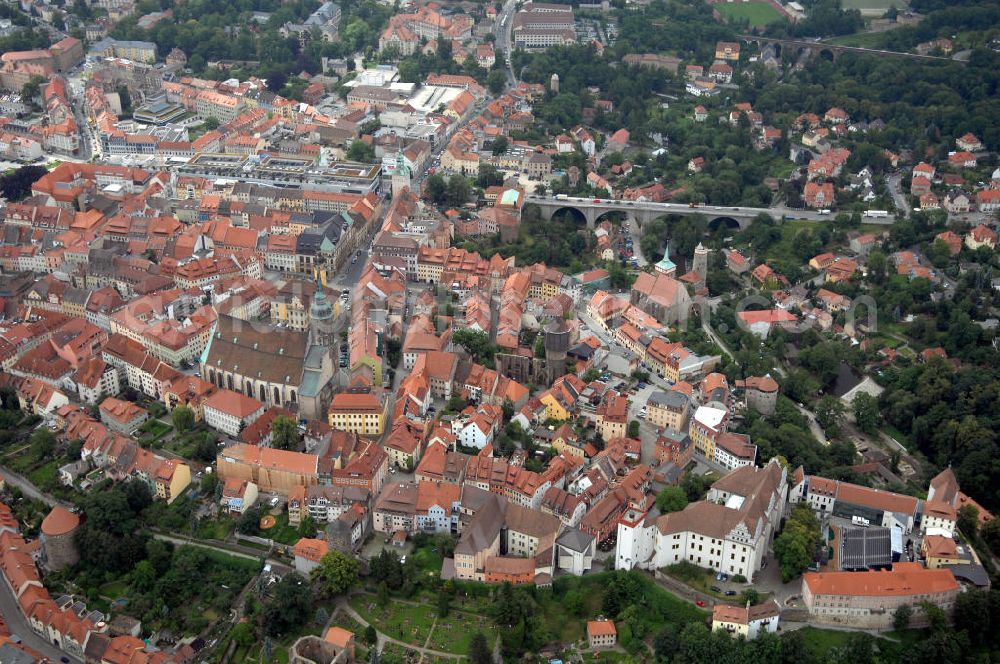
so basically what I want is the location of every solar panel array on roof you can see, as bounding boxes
[839,525,896,570]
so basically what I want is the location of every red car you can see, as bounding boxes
[593,198,602,203]
[695,600,706,607]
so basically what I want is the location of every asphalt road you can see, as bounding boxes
[527,194,879,225]
[495,0,518,85]
[0,464,70,509]
[625,216,649,267]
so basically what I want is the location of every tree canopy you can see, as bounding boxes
[271,415,300,451]
[311,550,360,599]
[773,503,820,582]
[656,485,689,514]
[0,166,47,202]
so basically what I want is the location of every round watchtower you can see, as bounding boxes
[40,505,80,571]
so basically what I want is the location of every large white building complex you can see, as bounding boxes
[615,459,787,579]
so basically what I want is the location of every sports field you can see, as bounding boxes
[715,1,785,26]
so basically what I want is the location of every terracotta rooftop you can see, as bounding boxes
[204,389,264,418]
[40,505,80,537]
[587,620,617,637]
[804,563,958,597]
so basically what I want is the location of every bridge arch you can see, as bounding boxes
[594,208,628,226]
[550,205,589,226]
[708,216,742,232]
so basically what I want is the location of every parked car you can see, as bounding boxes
[710,585,722,593]
[695,600,706,607]
[725,590,738,596]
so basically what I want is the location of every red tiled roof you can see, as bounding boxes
[804,563,958,597]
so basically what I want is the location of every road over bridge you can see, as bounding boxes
[740,35,962,64]
[524,195,853,229]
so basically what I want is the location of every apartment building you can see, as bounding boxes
[645,390,690,432]
[712,601,780,640]
[689,405,728,458]
[195,90,243,123]
[328,392,387,436]
[286,484,370,526]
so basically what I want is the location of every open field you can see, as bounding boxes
[797,626,916,659]
[841,0,907,14]
[826,31,894,48]
[715,1,784,26]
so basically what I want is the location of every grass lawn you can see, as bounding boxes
[235,537,271,551]
[28,459,60,488]
[350,595,436,647]
[871,334,902,349]
[840,0,905,12]
[797,627,857,655]
[262,511,302,546]
[231,644,249,664]
[541,594,589,644]
[582,652,631,664]
[197,516,235,540]
[769,159,797,180]
[757,220,818,264]
[138,419,172,446]
[166,427,217,459]
[425,609,499,655]
[196,546,264,573]
[275,620,323,648]
[661,563,764,602]
[880,423,911,447]
[826,31,893,48]
[797,626,905,659]
[550,572,707,646]
[411,544,444,575]
[329,610,367,635]
[99,580,129,599]
[4,449,36,472]
[715,1,784,26]
[879,321,909,338]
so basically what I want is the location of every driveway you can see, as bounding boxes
[792,403,829,446]
[752,554,801,606]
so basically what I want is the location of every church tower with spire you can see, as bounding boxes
[309,288,336,350]
[654,243,677,277]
